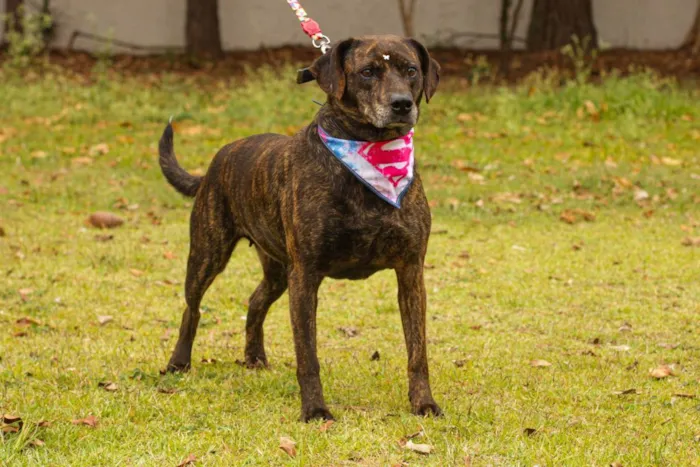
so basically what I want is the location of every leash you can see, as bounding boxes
[286,0,331,84]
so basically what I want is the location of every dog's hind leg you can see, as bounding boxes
[167,200,237,372]
[244,247,288,368]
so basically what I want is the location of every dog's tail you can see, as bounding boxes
[158,122,202,197]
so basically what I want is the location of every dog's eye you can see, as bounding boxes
[407,67,418,78]
[360,68,374,78]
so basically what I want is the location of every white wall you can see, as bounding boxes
[1,0,696,52]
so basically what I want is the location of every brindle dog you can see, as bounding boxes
[158,35,441,421]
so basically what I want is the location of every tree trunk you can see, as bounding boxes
[681,0,700,53]
[4,0,24,36]
[397,0,417,38]
[186,0,223,59]
[526,0,598,51]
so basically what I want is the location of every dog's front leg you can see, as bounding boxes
[288,268,333,421]
[396,263,442,416]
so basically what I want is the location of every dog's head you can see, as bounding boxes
[310,35,440,131]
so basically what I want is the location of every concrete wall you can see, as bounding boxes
[0,0,696,52]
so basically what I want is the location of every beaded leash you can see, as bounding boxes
[286,0,332,83]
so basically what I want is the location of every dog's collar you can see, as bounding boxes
[318,126,415,208]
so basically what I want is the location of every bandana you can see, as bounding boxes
[318,126,414,208]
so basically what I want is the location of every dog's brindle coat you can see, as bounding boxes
[159,35,441,421]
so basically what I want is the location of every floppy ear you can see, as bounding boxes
[407,39,440,103]
[309,38,355,101]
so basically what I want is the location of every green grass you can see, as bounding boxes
[1,65,699,466]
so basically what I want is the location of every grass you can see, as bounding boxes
[0,64,699,466]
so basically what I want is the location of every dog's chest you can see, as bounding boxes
[314,185,429,279]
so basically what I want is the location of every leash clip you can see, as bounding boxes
[312,34,332,54]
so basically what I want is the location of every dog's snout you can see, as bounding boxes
[390,94,413,116]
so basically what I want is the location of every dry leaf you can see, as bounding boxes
[610,462,623,467]
[612,388,640,395]
[71,415,98,427]
[530,359,552,368]
[94,234,114,242]
[129,269,145,277]
[71,156,94,165]
[650,365,674,379]
[633,189,650,202]
[609,345,630,352]
[163,251,176,260]
[3,414,22,424]
[660,157,681,166]
[177,454,197,467]
[88,212,124,229]
[97,315,113,325]
[338,326,358,337]
[681,237,700,247]
[673,393,695,399]
[279,436,297,457]
[29,439,45,447]
[89,143,109,156]
[18,288,33,301]
[403,439,433,455]
[157,387,178,394]
[319,420,335,432]
[16,317,40,326]
[98,381,118,392]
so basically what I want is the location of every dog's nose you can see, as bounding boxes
[390,94,413,116]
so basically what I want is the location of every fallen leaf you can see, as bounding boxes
[201,358,217,364]
[612,388,640,395]
[89,143,109,156]
[97,315,113,325]
[177,454,197,467]
[94,234,114,242]
[98,381,118,392]
[16,317,40,326]
[610,345,631,352]
[29,439,45,447]
[681,237,700,247]
[673,393,695,399]
[163,251,176,260]
[560,210,577,224]
[157,387,178,394]
[650,365,674,379]
[71,415,98,427]
[31,150,48,159]
[130,268,145,277]
[88,212,124,229]
[2,425,19,433]
[633,189,650,202]
[279,436,297,457]
[610,462,623,467]
[18,288,33,301]
[3,414,22,424]
[319,420,334,432]
[618,322,632,332]
[660,157,681,166]
[402,439,433,455]
[71,156,94,165]
[370,350,380,361]
[338,326,358,338]
[530,359,552,368]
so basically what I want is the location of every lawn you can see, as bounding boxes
[0,64,699,466]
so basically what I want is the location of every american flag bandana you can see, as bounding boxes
[318,126,415,208]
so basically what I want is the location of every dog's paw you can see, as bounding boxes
[301,406,335,422]
[412,401,443,417]
[236,356,269,370]
[166,361,191,373]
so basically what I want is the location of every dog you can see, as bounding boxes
[158,34,441,421]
